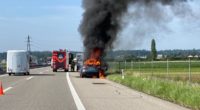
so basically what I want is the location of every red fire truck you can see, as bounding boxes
[52,49,73,72]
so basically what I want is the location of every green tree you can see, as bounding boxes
[151,39,157,60]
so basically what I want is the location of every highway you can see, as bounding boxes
[0,67,76,110]
[0,67,190,110]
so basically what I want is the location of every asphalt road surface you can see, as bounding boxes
[0,67,76,110]
[0,67,190,110]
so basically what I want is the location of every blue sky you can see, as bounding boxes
[0,0,83,52]
[0,0,200,52]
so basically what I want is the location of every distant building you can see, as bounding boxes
[188,55,193,58]
[138,56,147,59]
[188,55,200,59]
[157,54,163,60]
[194,55,199,58]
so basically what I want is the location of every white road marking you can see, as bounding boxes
[0,74,8,78]
[4,87,13,93]
[39,72,43,74]
[26,76,34,80]
[66,72,86,110]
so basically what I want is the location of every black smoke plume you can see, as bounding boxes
[79,0,188,60]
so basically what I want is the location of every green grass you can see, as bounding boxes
[108,74,200,110]
[108,61,200,83]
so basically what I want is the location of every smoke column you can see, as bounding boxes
[79,0,189,60]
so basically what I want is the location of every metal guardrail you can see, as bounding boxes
[108,61,200,83]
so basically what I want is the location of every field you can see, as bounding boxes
[108,61,200,83]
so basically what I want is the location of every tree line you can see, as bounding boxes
[105,49,200,61]
[0,48,200,62]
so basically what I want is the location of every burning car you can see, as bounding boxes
[80,48,106,79]
[80,65,100,78]
[80,59,101,78]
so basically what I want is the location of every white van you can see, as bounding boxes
[7,50,30,76]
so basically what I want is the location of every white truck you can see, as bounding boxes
[7,50,30,76]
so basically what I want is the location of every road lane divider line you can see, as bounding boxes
[26,76,34,81]
[4,87,13,93]
[66,72,86,110]
[0,74,8,78]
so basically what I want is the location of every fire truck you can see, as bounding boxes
[51,49,74,72]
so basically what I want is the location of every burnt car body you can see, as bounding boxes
[80,65,99,78]
[79,64,108,78]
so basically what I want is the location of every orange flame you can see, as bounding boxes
[84,48,101,66]
[84,58,101,66]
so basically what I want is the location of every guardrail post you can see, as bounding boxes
[121,69,124,79]
[167,59,169,79]
[131,61,133,70]
[125,60,126,70]
[151,60,154,77]
[189,58,191,83]
[139,60,141,76]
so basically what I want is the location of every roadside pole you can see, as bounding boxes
[167,59,169,79]
[121,69,124,79]
[139,60,141,76]
[114,62,116,71]
[189,58,191,83]
[131,61,133,70]
[151,60,154,77]
[188,55,193,83]
[125,60,127,70]
[118,62,120,72]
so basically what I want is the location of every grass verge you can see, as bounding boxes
[107,74,200,110]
